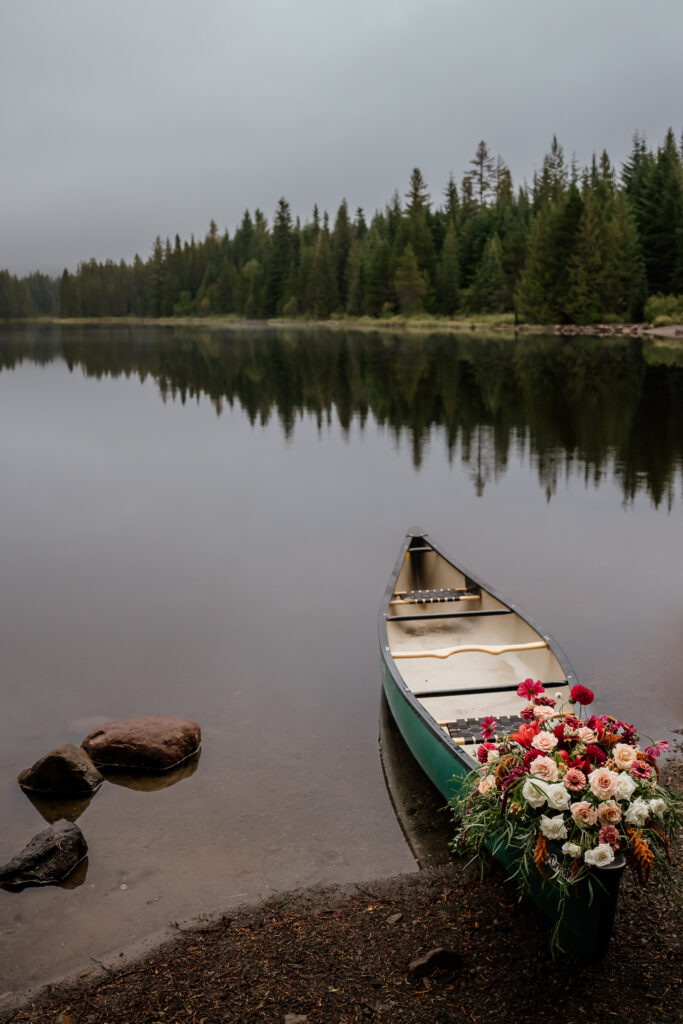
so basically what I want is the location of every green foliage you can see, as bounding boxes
[4,128,683,326]
[644,292,683,323]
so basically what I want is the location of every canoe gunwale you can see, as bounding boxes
[378,528,579,791]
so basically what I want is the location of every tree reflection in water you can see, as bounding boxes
[1,324,681,507]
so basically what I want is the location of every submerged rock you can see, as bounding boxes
[18,743,103,795]
[0,820,88,890]
[82,715,201,772]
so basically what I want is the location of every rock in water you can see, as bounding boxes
[18,743,104,795]
[81,715,201,772]
[0,820,88,890]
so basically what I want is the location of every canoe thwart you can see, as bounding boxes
[392,640,548,660]
[389,586,481,606]
[386,609,513,622]
[440,714,522,745]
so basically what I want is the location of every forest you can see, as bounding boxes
[1,131,682,326]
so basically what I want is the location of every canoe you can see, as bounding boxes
[378,529,625,958]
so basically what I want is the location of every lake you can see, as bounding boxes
[1,323,682,996]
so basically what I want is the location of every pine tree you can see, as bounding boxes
[464,141,495,205]
[332,199,352,309]
[394,244,427,315]
[468,234,507,312]
[266,197,295,315]
[437,220,460,315]
[305,230,338,317]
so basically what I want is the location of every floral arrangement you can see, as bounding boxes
[450,680,680,943]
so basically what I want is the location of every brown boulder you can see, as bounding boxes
[82,715,201,772]
[18,743,103,795]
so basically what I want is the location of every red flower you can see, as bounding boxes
[481,716,497,741]
[517,678,545,700]
[477,742,497,764]
[553,723,568,743]
[534,695,556,708]
[585,744,607,766]
[509,721,541,747]
[570,684,595,706]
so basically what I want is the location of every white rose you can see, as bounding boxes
[649,798,666,819]
[615,771,637,801]
[624,797,650,827]
[545,782,571,810]
[562,841,582,859]
[540,814,568,840]
[584,844,616,867]
[522,779,548,808]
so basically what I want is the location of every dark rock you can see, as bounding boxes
[82,715,201,772]
[0,820,88,890]
[18,743,103,795]
[407,947,463,981]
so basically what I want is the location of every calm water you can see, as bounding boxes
[1,324,682,996]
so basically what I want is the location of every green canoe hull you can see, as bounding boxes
[380,653,625,960]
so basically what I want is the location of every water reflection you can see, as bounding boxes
[2,323,679,507]
[101,752,200,791]
[378,694,453,870]
[1,323,681,507]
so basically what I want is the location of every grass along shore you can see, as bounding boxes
[3,313,683,340]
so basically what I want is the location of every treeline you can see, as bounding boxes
[2,130,683,325]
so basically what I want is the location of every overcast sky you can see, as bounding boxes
[2,0,682,276]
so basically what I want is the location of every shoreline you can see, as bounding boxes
[2,315,683,340]
[3,850,680,1024]
[4,762,681,1024]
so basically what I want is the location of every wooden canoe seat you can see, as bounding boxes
[392,640,548,660]
[389,586,481,606]
[440,715,522,745]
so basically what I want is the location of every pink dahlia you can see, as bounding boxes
[599,825,620,850]
[630,760,653,780]
[563,767,587,791]
[517,678,545,700]
[481,716,497,741]
[570,684,595,706]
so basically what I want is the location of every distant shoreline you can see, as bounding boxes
[2,314,682,340]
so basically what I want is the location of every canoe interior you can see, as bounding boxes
[383,536,572,763]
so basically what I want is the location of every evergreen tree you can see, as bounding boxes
[305,230,338,317]
[266,197,295,315]
[437,219,460,315]
[468,233,507,312]
[59,268,82,317]
[394,244,427,315]
[332,199,352,309]
[464,141,495,205]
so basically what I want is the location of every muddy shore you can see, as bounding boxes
[4,765,680,1024]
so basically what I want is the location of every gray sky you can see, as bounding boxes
[1,0,682,276]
